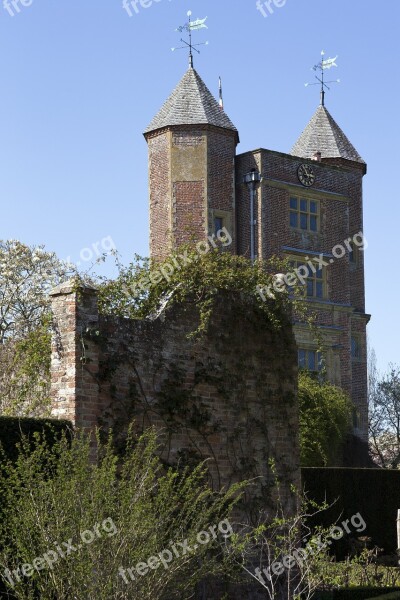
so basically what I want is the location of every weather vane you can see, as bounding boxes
[305,50,340,106]
[171,10,209,68]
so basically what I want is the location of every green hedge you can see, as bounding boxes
[302,468,400,556]
[0,415,72,462]
[367,593,400,600]
[313,588,400,600]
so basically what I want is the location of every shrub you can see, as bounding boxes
[0,425,246,600]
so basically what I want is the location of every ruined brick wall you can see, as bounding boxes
[50,282,100,428]
[50,283,300,509]
[236,149,369,442]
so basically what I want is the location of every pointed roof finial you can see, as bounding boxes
[171,11,209,69]
[305,50,340,106]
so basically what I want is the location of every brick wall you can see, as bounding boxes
[173,180,205,245]
[50,283,300,506]
[50,281,100,429]
[236,149,369,442]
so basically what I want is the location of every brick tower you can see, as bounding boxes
[144,67,239,259]
[236,101,369,444]
[143,62,369,448]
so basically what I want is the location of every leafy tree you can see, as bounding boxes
[0,240,70,343]
[0,426,246,600]
[369,358,400,469]
[299,372,352,466]
[0,319,52,415]
[0,240,72,415]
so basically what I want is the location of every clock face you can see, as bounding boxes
[298,164,316,187]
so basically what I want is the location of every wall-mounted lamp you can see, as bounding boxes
[244,169,262,262]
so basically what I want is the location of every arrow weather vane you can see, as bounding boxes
[305,50,340,106]
[171,11,209,68]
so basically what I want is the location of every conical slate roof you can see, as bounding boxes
[290,105,365,165]
[144,67,239,140]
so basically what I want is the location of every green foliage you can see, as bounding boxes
[299,372,352,466]
[0,240,73,415]
[311,545,400,591]
[98,248,309,338]
[0,425,247,600]
[312,590,400,600]
[0,416,71,462]
[0,317,52,415]
[234,489,332,600]
[0,416,73,598]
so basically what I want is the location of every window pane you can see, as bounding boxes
[310,201,317,213]
[308,352,316,371]
[290,197,298,209]
[298,350,306,368]
[214,217,223,235]
[310,215,317,231]
[300,199,307,212]
[316,267,323,280]
[290,212,298,227]
[316,281,323,298]
[307,280,314,296]
[300,214,307,229]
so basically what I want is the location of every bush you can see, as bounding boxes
[299,372,352,467]
[0,425,246,599]
[0,416,72,462]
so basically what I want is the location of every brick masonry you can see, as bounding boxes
[144,120,369,442]
[142,66,370,445]
[145,124,237,259]
[50,284,300,504]
[50,283,302,598]
[46,68,371,597]
[235,149,369,440]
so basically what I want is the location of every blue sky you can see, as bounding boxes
[0,0,399,373]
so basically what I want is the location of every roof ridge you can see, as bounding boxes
[320,106,342,156]
[322,106,358,158]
